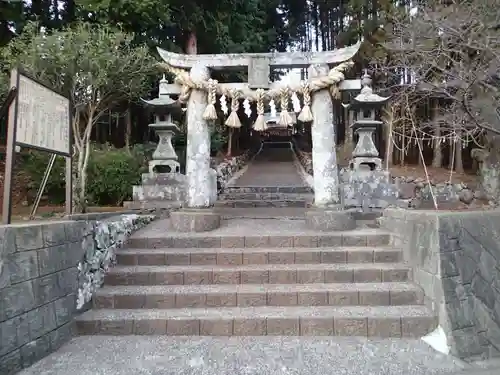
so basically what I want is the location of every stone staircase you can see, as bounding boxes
[76,199,436,337]
[77,145,436,338]
[216,186,314,209]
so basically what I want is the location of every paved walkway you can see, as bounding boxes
[231,144,307,187]
[19,336,472,375]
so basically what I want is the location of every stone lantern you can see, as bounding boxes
[340,71,399,212]
[141,75,183,174]
[124,76,187,211]
[348,72,389,171]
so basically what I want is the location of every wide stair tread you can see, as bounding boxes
[97,282,420,296]
[76,305,435,337]
[218,193,314,200]
[104,263,410,286]
[214,199,311,208]
[214,207,306,219]
[108,263,409,272]
[94,282,423,308]
[116,246,402,265]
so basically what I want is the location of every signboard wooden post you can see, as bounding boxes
[2,68,73,224]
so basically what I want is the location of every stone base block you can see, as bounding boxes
[340,169,399,211]
[170,209,221,232]
[141,172,186,186]
[133,184,185,202]
[305,207,356,231]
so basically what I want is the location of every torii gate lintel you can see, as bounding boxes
[156,41,361,70]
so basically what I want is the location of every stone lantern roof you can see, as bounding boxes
[349,71,390,110]
[141,75,182,116]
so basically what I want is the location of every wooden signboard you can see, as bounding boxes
[2,68,73,224]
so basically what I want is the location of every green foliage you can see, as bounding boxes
[1,21,158,211]
[20,150,67,205]
[1,21,156,114]
[131,142,157,167]
[76,0,290,54]
[19,135,228,206]
[0,45,10,102]
[0,69,8,104]
[86,145,143,206]
[211,130,227,155]
[22,144,147,206]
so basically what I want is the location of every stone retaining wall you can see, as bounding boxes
[212,150,255,191]
[293,146,313,176]
[379,208,500,360]
[0,214,153,375]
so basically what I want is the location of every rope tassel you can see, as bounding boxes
[278,88,293,127]
[253,89,267,131]
[203,79,218,121]
[225,90,242,128]
[297,81,313,123]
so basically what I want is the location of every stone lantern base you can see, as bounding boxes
[340,164,399,211]
[123,169,187,215]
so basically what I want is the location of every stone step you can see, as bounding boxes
[218,192,314,201]
[214,200,312,208]
[214,207,306,219]
[94,282,423,309]
[75,305,436,337]
[126,227,391,249]
[116,246,402,266]
[211,208,382,224]
[223,186,313,194]
[104,263,410,286]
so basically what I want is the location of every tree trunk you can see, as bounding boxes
[125,108,132,153]
[449,132,456,171]
[74,108,95,213]
[417,138,424,166]
[455,129,464,173]
[313,4,319,51]
[320,5,327,51]
[431,100,442,168]
[79,137,91,213]
[344,109,354,156]
[400,128,406,166]
[226,128,233,158]
[384,108,394,168]
[473,137,500,203]
[185,31,197,54]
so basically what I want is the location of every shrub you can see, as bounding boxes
[21,144,145,207]
[20,132,225,207]
[131,142,157,166]
[211,130,227,155]
[20,150,67,204]
[86,146,143,206]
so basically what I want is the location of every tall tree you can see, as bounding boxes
[1,22,156,211]
[381,0,500,195]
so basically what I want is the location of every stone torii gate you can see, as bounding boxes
[157,42,363,231]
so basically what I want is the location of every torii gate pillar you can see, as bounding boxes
[185,63,215,208]
[304,65,356,231]
[309,64,341,206]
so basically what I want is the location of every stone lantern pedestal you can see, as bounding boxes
[132,122,187,205]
